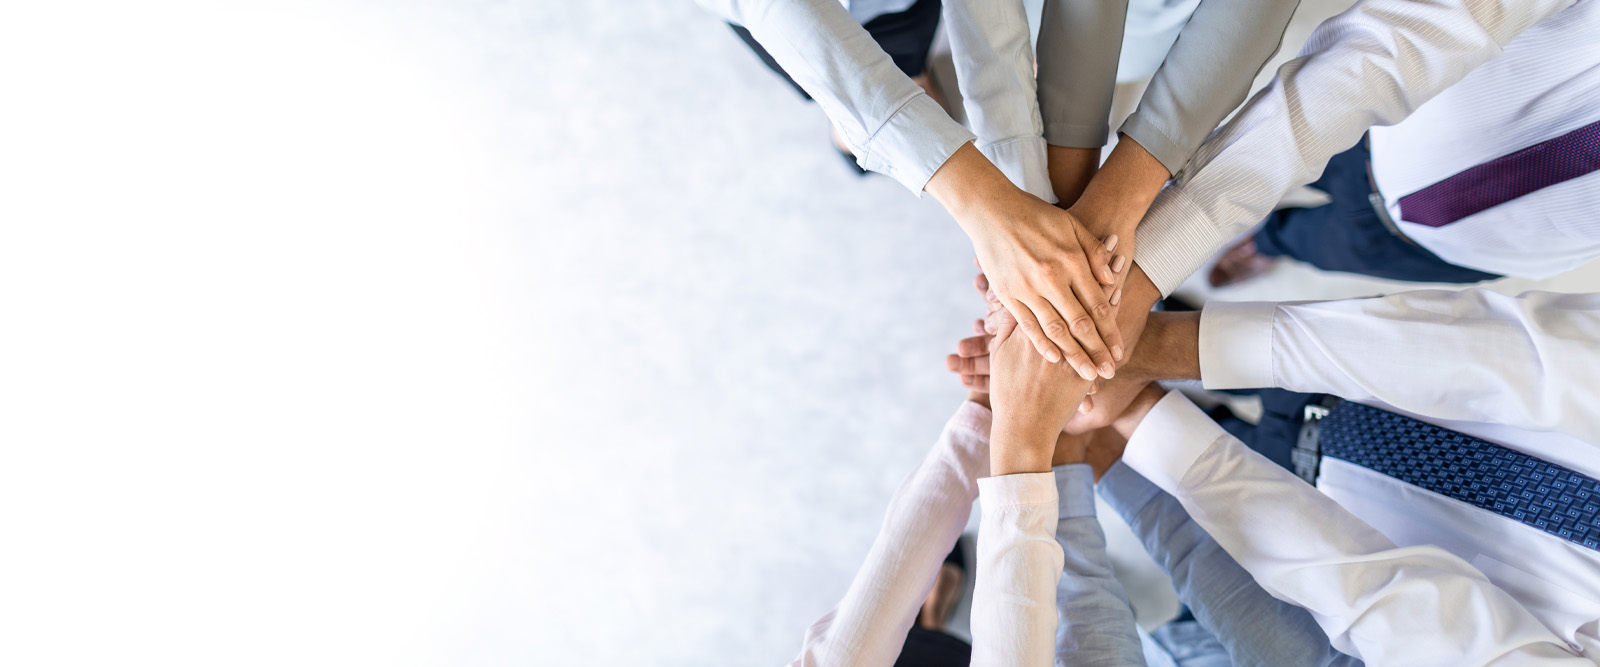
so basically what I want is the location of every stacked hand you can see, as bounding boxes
[927,144,1123,382]
[947,269,1193,476]
[983,293,1101,475]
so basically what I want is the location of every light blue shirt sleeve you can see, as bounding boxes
[1051,463,1148,666]
[1097,462,1364,667]
[696,0,975,193]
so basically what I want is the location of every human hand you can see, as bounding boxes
[926,144,1121,381]
[947,317,993,408]
[948,271,1097,403]
[1064,137,1173,317]
[987,314,1095,476]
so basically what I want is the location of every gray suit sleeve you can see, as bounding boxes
[1097,462,1363,667]
[1118,0,1302,175]
[1035,0,1130,148]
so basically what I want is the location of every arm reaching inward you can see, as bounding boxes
[698,0,1125,378]
[789,401,992,667]
[1130,0,1578,295]
[1197,289,1600,444]
[1116,389,1590,665]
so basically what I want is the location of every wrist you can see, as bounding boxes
[1129,311,1201,381]
[926,142,1014,230]
[1067,137,1170,236]
[1111,385,1166,439]
[1050,430,1087,466]
[990,420,1058,475]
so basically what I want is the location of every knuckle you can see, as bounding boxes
[1042,319,1070,339]
[1070,315,1096,336]
[1092,301,1113,319]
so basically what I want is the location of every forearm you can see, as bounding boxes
[1198,290,1600,442]
[1046,145,1100,208]
[1098,464,1360,667]
[1035,0,1128,149]
[1067,138,1169,239]
[973,473,1064,666]
[1129,0,1574,294]
[792,402,993,666]
[1125,311,1199,382]
[1051,464,1146,666]
[698,0,974,192]
[1119,0,1301,175]
[925,142,1021,238]
[1121,392,1585,664]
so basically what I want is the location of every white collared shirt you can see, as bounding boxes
[1370,0,1600,279]
[1180,289,1600,659]
[1123,389,1594,665]
[1130,0,1583,295]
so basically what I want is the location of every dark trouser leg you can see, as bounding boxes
[1208,389,1325,472]
[1252,139,1501,284]
[727,23,812,100]
[726,0,943,100]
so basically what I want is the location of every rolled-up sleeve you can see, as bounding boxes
[698,0,975,193]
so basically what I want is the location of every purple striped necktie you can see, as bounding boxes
[1397,119,1600,228]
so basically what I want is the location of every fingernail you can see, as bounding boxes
[1112,345,1124,361]
[1099,362,1115,379]
[1104,234,1118,253]
[1045,349,1061,363]
[1112,255,1126,273]
[1078,363,1097,380]
[1111,288,1122,306]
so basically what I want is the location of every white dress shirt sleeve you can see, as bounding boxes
[697,0,976,193]
[1198,289,1600,445]
[974,472,1064,667]
[789,401,991,667]
[1128,0,1578,295]
[943,0,1057,202]
[1121,390,1591,665]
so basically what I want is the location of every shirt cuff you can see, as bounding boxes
[978,136,1058,204]
[1051,463,1097,520]
[1095,461,1163,524]
[1044,121,1111,150]
[856,93,977,195]
[1132,185,1235,297]
[1117,112,1189,177]
[978,472,1059,509]
[1199,301,1279,390]
[948,400,993,439]
[1121,390,1229,494]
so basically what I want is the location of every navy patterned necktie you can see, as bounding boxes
[1318,402,1600,551]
